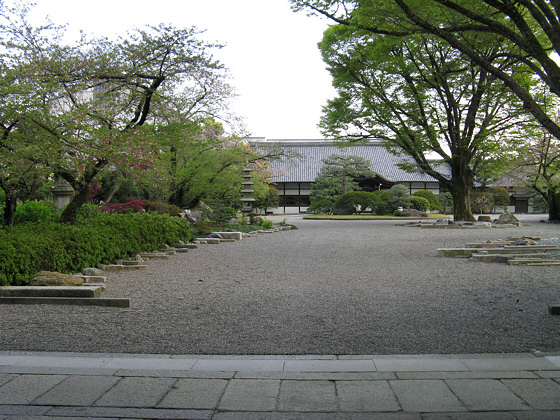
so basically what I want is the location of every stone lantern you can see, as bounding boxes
[51,177,74,209]
[240,164,256,218]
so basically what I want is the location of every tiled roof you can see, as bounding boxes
[256,141,450,183]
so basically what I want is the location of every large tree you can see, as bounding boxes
[0,2,234,223]
[292,0,560,220]
[318,26,527,220]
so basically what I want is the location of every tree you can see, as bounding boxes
[513,120,560,220]
[292,0,560,142]
[292,0,560,221]
[319,154,376,194]
[0,2,234,223]
[318,26,527,220]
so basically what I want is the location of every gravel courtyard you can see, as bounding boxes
[1,217,560,355]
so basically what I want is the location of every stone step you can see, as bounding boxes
[138,253,169,260]
[175,248,189,253]
[467,242,515,248]
[196,238,221,244]
[174,243,198,249]
[527,261,560,266]
[0,297,130,307]
[79,275,106,283]
[508,258,549,265]
[100,264,148,271]
[212,232,243,241]
[473,253,551,263]
[0,286,105,298]
[122,260,142,266]
[439,246,559,257]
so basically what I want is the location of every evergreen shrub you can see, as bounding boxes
[413,190,443,212]
[411,196,430,212]
[307,199,334,214]
[0,213,192,286]
[13,201,54,224]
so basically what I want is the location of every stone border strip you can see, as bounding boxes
[0,296,130,307]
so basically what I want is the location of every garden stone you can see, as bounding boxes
[30,271,84,286]
[82,267,103,276]
[496,212,519,225]
[208,232,223,239]
[478,215,492,222]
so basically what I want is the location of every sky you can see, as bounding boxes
[28,0,336,139]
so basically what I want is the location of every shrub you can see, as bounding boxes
[334,191,375,213]
[14,201,53,224]
[203,199,238,225]
[307,199,333,214]
[146,201,182,216]
[413,190,443,212]
[100,197,149,214]
[471,191,495,214]
[411,196,430,212]
[388,185,413,211]
[193,220,213,236]
[259,219,274,229]
[0,213,192,286]
[486,187,510,212]
[393,209,404,217]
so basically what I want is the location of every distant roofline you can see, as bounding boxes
[246,137,384,146]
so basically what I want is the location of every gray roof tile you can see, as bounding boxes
[259,141,450,183]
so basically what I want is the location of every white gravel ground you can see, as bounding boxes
[1,215,559,355]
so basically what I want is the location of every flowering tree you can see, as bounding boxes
[0,2,234,223]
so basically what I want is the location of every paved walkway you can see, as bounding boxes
[1,351,559,419]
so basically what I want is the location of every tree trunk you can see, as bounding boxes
[58,184,89,224]
[2,193,17,226]
[58,161,106,224]
[548,189,560,223]
[448,177,476,221]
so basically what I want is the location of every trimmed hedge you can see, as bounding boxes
[0,212,192,286]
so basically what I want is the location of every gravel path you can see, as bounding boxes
[1,217,560,355]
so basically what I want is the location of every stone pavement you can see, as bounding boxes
[0,352,559,419]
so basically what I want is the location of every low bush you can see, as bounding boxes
[13,201,54,224]
[411,196,430,212]
[307,199,334,214]
[0,212,192,286]
[259,219,274,229]
[334,191,376,213]
[413,190,443,212]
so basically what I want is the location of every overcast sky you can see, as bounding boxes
[28,0,335,139]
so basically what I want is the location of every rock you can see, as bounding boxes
[179,209,204,224]
[478,215,492,222]
[207,232,223,239]
[30,271,84,286]
[82,267,103,276]
[133,254,145,263]
[402,209,428,217]
[496,212,520,225]
[511,236,538,246]
[474,222,492,227]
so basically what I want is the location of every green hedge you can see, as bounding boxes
[0,212,192,286]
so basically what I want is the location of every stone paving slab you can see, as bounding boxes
[0,352,559,418]
[445,379,529,411]
[218,379,279,411]
[389,379,465,412]
[93,377,176,407]
[283,359,375,372]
